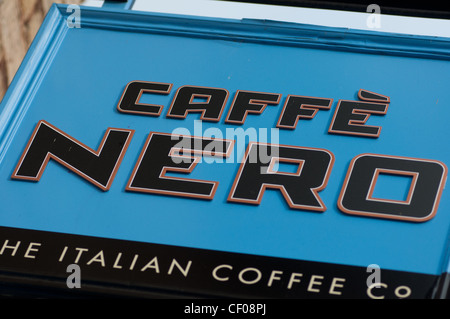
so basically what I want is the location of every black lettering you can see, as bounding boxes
[12,120,134,191]
[225,91,281,124]
[117,81,172,116]
[167,86,228,121]
[338,154,447,222]
[328,100,389,138]
[228,143,334,211]
[277,95,333,129]
[126,133,233,199]
[358,89,390,103]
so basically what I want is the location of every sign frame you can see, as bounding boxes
[1,3,450,298]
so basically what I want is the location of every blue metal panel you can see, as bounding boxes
[0,4,449,298]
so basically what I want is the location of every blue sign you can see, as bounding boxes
[0,3,450,298]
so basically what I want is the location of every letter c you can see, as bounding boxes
[367,282,387,299]
[212,264,232,281]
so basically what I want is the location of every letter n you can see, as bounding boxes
[11,120,134,191]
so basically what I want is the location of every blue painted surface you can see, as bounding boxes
[1,4,450,276]
[102,0,135,11]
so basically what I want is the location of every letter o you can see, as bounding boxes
[395,286,411,299]
[238,267,262,285]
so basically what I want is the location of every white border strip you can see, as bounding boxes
[83,0,450,38]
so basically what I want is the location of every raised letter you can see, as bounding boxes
[167,85,228,121]
[228,142,334,211]
[328,89,389,138]
[12,120,134,191]
[277,95,333,129]
[338,153,447,222]
[126,132,233,199]
[225,91,281,124]
[117,81,173,116]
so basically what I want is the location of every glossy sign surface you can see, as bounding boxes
[0,4,449,297]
